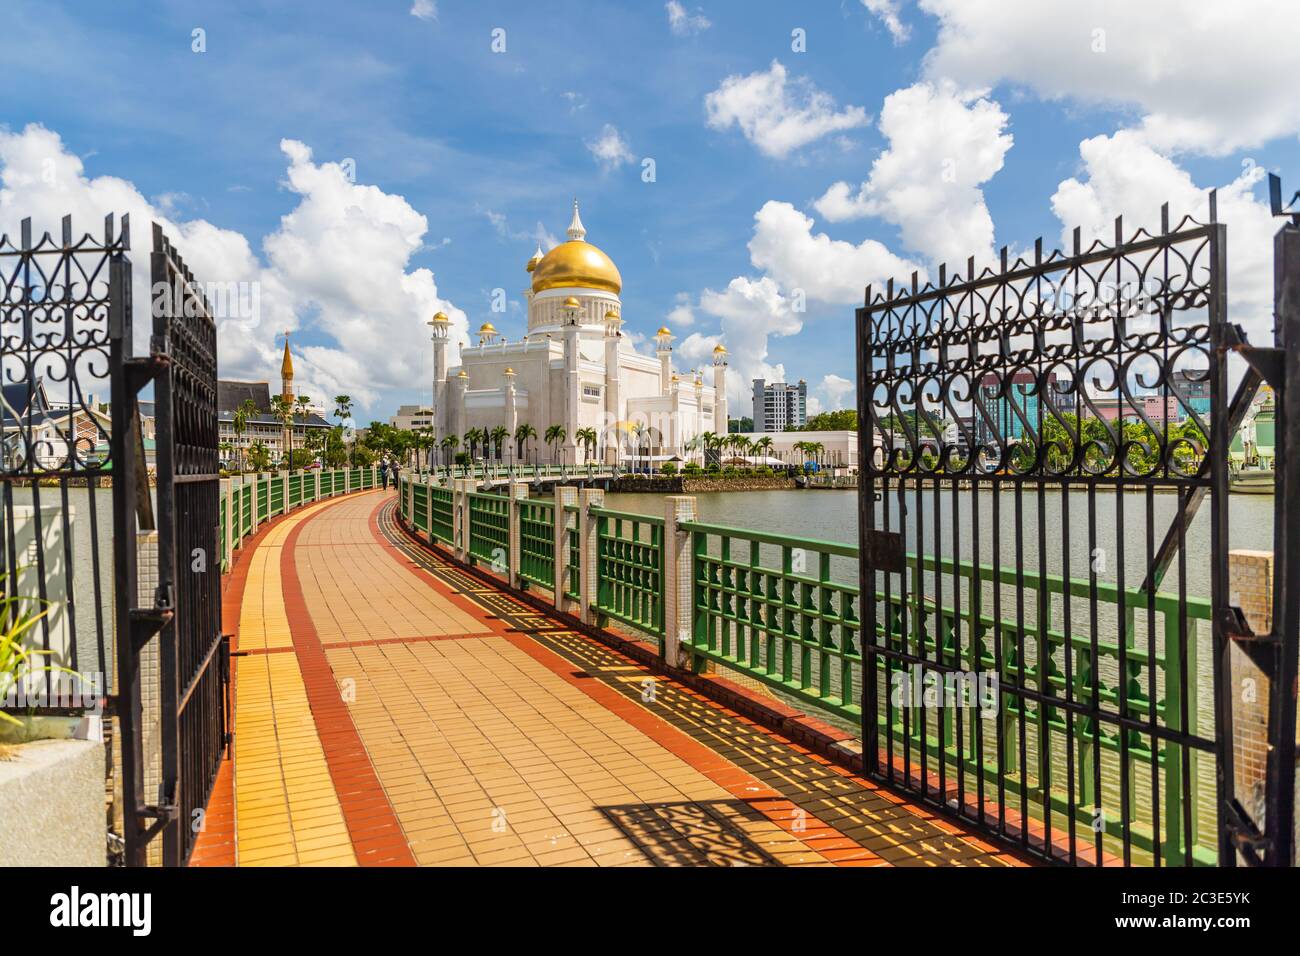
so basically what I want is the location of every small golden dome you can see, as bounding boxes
[456,370,468,379]
[478,322,497,334]
[713,343,727,353]
[531,241,622,294]
[432,311,449,323]
[525,246,544,273]
[562,296,581,309]
[656,326,672,336]
[605,308,620,321]
[504,367,515,376]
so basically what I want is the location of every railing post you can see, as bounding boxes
[425,472,435,545]
[407,472,416,522]
[553,485,578,612]
[249,475,260,535]
[314,468,320,502]
[507,479,529,588]
[662,495,698,667]
[453,479,472,561]
[222,478,234,558]
[279,469,289,516]
[577,488,604,626]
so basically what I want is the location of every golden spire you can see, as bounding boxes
[280,332,294,402]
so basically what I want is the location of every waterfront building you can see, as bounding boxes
[731,429,864,469]
[428,202,728,466]
[752,378,807,432]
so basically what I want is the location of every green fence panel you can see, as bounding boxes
[430,485,453,544]
[592,507,663,638]
[269,474,284,516]
[468,492,509,567]
[518,498,555,589]
[411,478,427,531]
[564,505,580,601]
[257,476,269,521]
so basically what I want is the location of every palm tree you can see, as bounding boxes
[463,428,480,462]
[233,398,259,473]
[219,441,233,470]
[439,434,459,469]
[752,435,773,464]
[490,425,509,461]
[333,395,354,465]
[248,441,270,472]
[575,427,598,464]
[514,423,537,464]
[544,424,567,465]
[269,394,295,468]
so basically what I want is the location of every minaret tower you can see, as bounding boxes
[428,311,450,443]
[713,344,729,435]
[280,332,294,462]
[655,327,674,395]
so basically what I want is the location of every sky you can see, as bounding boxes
[2,0,1298,424]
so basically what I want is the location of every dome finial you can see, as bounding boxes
[567,198,586,241]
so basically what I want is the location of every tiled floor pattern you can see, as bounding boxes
[377,502,1023,868]
[232,500,358,866]
[215,489,1026,867]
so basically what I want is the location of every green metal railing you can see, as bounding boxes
[517,498,556,589]
[218,466,379,572]
[468,492,510,566]
[592,507,664,641]
[681,518,1213,866]
[430,486,454,544]
[564,505,581,601]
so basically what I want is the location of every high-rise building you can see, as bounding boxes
[751,378,807,432]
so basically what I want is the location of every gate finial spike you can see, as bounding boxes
[1114,214,1123,244]
[61,215,71,248]
[1208,188,1218,223]
[1161,202,1170,234]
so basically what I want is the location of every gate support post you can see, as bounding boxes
[553,485,578,612]
[577,488,604,626]
[453,479,471,562]
[507,479,528,588]
[249,477,260,536]
[279,469,288,517]
[662,496,697,668]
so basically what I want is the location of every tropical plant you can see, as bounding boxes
[233,398,260,473]
[269,394,296,467]
[333,394,354,466]
[440,434,459,468]
[323,427,348,468]
[247,441,271,472]
[544,425,567,464]
[514,423,537,462]
[630,421,647,472]
[490,426,509,461]
[0,591,58,735]
[575,427,597,463]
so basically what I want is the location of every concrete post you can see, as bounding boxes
[662,495,698,668]
[577,488,605,626]
[507,479,529,588]
[220,479,233,564]
[249,475,260,535]
[278,469,289,516]
[407,473,416,524]
[453,479,472,561]
[553,485,578,612]
[314,468,320,503]
[425,473,436,545]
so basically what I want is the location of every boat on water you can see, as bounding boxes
[1229,388,1276,495]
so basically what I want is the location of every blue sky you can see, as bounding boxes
[3,1,1297,422]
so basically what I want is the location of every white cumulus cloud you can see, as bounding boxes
[919,0,1300,156]
[814,81,1012,271]
[586,124,635,169]
[862,0,910,43]
[705,61,871,160]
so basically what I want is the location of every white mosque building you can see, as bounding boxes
[428,201,729,466]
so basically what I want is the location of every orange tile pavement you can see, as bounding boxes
[194,489,1025,868]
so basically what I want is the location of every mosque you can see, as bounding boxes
[428,201,729,466]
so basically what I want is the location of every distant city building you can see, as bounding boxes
[752,378,807,432]
[217,339,331,466]
[389,405,434,431]
[1172,368,1211,419]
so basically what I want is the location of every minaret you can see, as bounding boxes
[428,311,450,443]
[280,332,294,462]
[603,308,623,467]
[655,327,673,395]
[713,344,729,435]
[562,296,582,465]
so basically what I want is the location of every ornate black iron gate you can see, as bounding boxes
[854,195,1295,866]
[112,222,226,866]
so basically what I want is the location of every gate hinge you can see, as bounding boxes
[1220,605,1280,670]
[123,354,168,395]
[1222,324,1284,389]
[128,606,174,649]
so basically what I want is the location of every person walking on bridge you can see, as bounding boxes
[379,457,390,490]
[389,457,400,491]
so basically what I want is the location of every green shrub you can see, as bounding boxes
[660,462,677,475]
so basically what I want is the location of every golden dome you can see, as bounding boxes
[531,240,622,294]
[525,245,544,273]
[478,322,497,334]
[605,308,620,321]
[713,343,727,353]
[456,370,468,379]
[431,311,449,324]
[562,296,581,309]
[504,367,515,376]
[656,326,672,336]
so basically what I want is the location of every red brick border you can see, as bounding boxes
[278,497,416,866]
